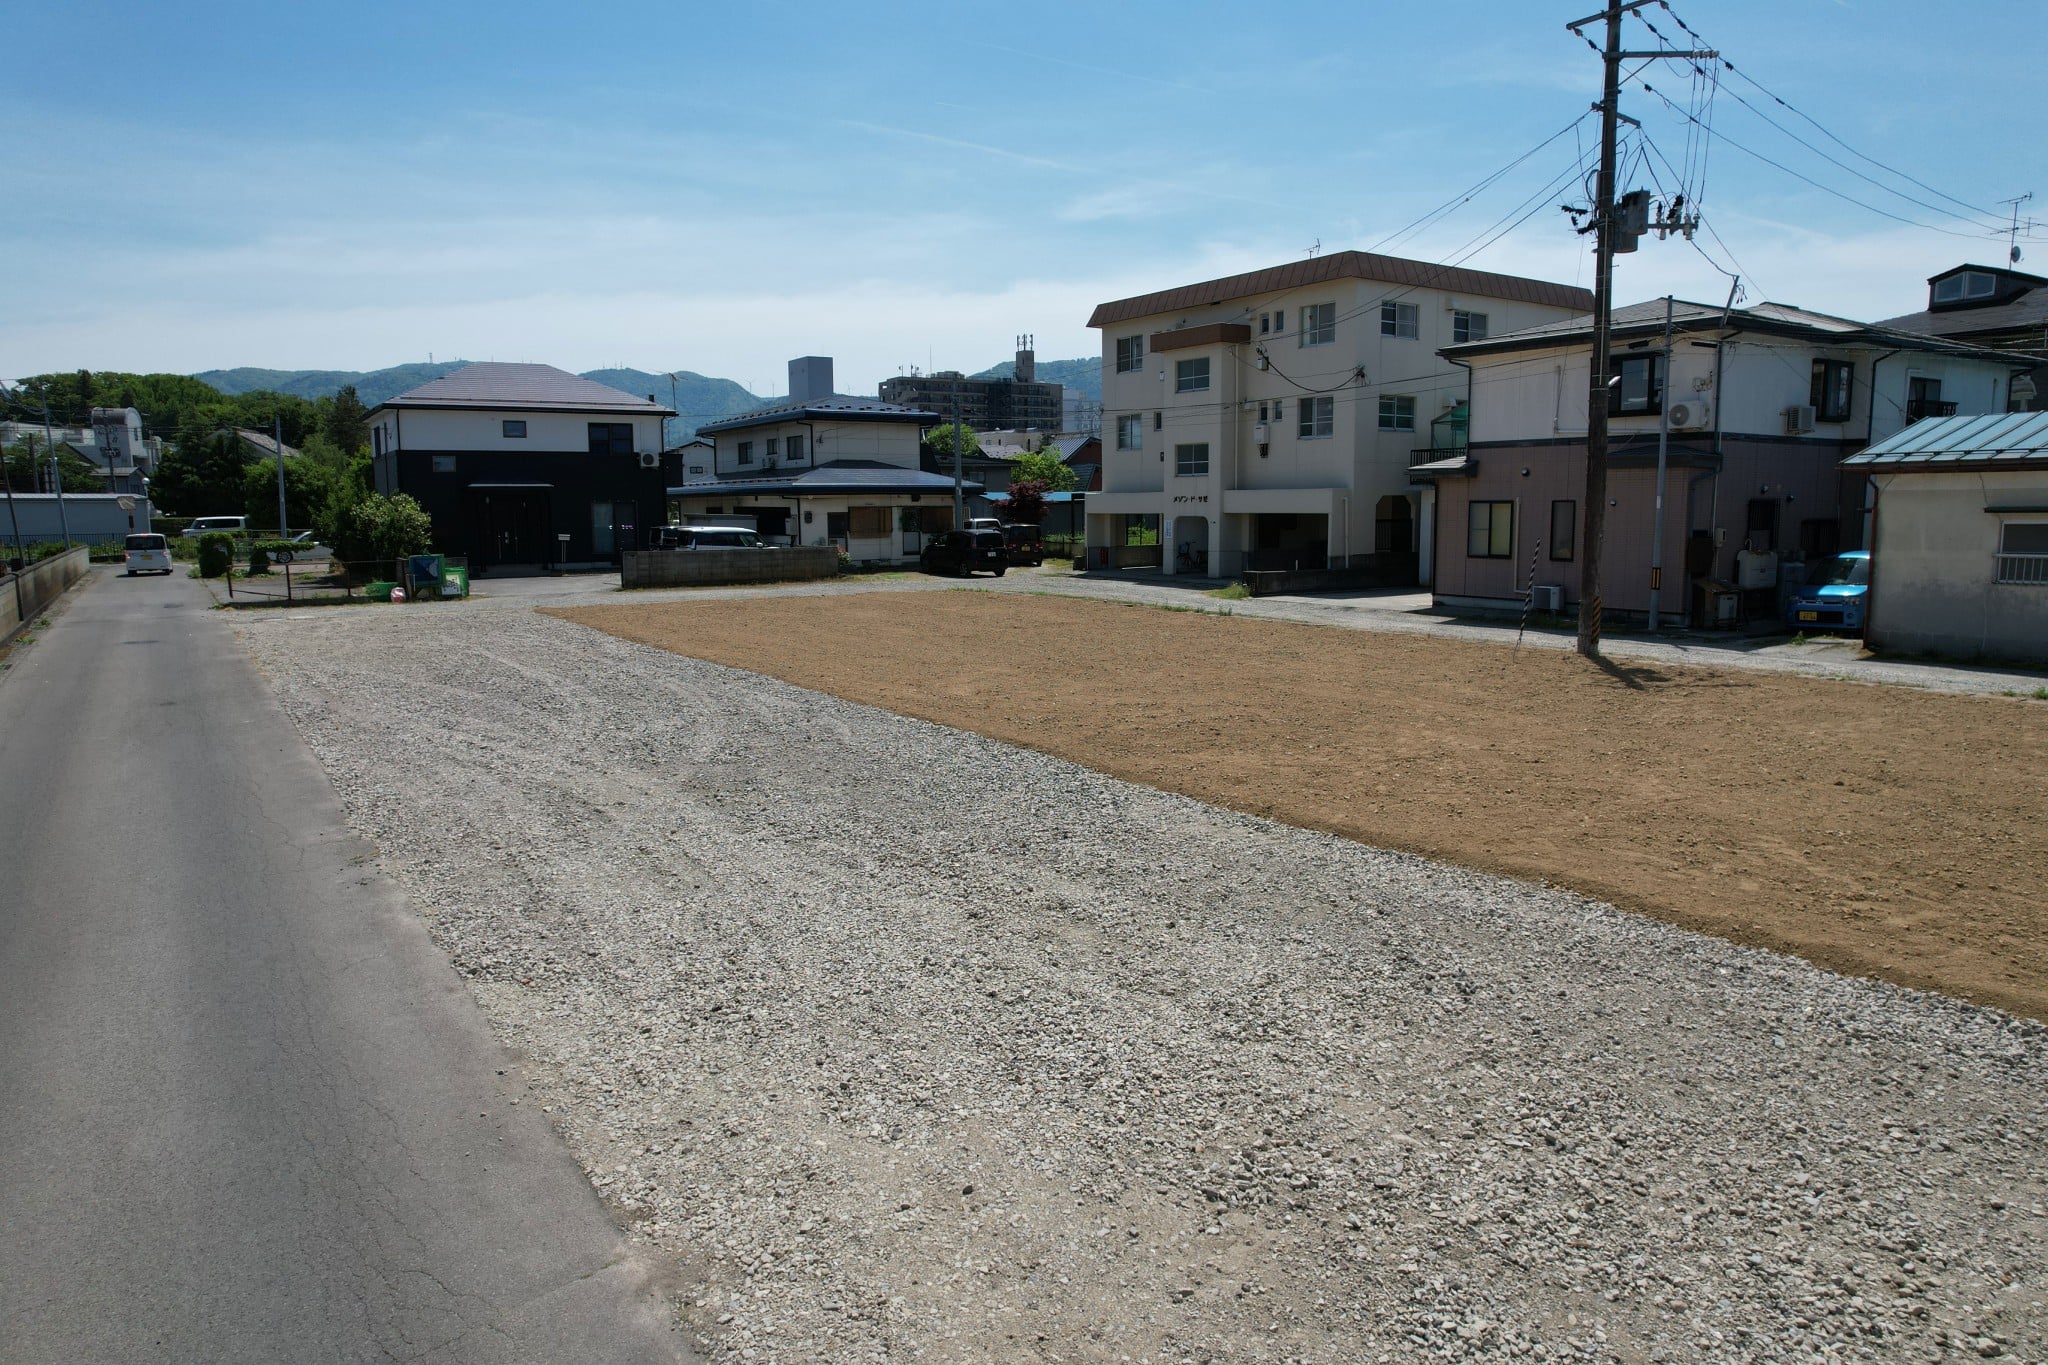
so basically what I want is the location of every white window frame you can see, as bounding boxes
[1175,357,1211,393]
[1174,443,1210,476]
[1381,301,1419,339]
[1116,414,1142,450]
[1116,335,1145,373]
[1378,394,1416,432]
[786,433,806,461]
[1996,517,2048,585]
[1452,310,1488,344]
[736,439,754,465]
[1300,302,1336,347]
[1297,396,1333,439]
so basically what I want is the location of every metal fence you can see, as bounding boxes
[219,555,471,605]
[1995,553,2048,586]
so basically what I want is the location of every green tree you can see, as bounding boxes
[322,385,370,454]
[153,415,251,516]
[924,423,981,461]
[4,436,110,494]
[330,492,432,568]
[1006,450,1077,492]
[237,452,338,531]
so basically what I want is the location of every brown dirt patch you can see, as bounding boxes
[553,591,2048,1019]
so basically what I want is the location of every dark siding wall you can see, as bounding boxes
[392,449,669,564]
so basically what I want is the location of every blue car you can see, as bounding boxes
[1786,551,1870,633]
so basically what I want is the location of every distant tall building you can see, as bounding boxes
[878,336,1064,432]
[787,356,835,404]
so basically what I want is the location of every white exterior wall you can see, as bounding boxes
[383,409,663,453]
[1467,336,2018,445]
[710,417,922,478]
[1097,279,1582,574]
[1866,468,2048,664]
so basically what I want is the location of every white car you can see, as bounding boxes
[181,515,247,538]
[123,533,173,575]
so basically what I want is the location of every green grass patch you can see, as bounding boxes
[1205,581,1252,600]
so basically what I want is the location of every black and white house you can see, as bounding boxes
[366,363,675,572]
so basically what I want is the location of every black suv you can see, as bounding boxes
[1002,523,1045,567]
[920,529,1008,577]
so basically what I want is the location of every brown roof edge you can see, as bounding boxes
[1149,322,1253,352]
[1088,250,1594,328]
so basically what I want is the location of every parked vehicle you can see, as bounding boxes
[1002,523,1045,567]
[1785,551,1871,632]
[122,532,172,575]
[920,529,1008,577]
[181,515,247,538]
[653,524,769,550]
[965,517,1003,533]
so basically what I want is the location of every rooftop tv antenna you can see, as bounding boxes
[2001,192,2034,265]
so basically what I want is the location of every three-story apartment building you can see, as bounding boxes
[1084,252,1592,576]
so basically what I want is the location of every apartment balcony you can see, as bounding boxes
[1410,401,1469,466]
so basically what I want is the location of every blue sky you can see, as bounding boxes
[6,0,2041,393]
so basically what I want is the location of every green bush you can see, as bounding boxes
[89,542,128,563]
[197,532,234,578]
[247,544,271,575]
[329,492,431,570]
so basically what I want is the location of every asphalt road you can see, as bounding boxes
[0,569,687,1362]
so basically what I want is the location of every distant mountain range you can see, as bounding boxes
[194,355,1103,439]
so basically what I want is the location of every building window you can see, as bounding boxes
[765,437,780,459]
[736,440,754,465]
[1381,301,1419,339]
[1175,357,1210,392]
[1932,271,1998,304]
[1907,376,1953,421]
[1300,302,1335,346]
[1467,500,1514,558]
[849,506,893,539]
[786,433,806,461]
[1811,359,1853,423]
[1153,411,1163,431]
[588,422,633,455]
[502,419,527,438]
[1996,520,2048,584]
[1452,310,1488,344]
[1377,395,1416,432]
[1175,443,1209,476]
[1259,313,1270,334]
[1117,414,1142,450]
[372,428,383,456]
[1257,402,1269,422]
[1269,311,1285,335]
[1609,353,1664,416]
[1550,500,1576,560]
[1298,396,1333,439]
[1116,335,1145,373]
[1270,398,1282,421]
[432,455,456,474]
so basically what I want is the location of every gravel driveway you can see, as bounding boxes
[240,604,2047,1364]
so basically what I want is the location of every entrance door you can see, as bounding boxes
[472,489,552,567]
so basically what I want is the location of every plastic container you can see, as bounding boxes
[365,581,397,602]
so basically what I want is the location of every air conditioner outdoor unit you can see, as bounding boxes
[638,451,660,469]
[1667,399,1713,431]
[1784,403,1817,434]
[1530,584,1564,613]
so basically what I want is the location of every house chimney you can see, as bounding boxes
[788,356,834,403]
[1015,333,1035,384]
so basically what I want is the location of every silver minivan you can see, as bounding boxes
[123,533,173,575]
[182,515,247,538]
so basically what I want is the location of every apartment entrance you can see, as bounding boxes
[468,484,553,571]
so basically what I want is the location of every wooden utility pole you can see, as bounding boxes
[1567,1,1713,657]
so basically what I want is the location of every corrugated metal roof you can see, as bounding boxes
[696,395,939,435]
[1845,411,2048,466]
[670,460,980,497]
[1087,250,1592,328]
[379,363,674,414]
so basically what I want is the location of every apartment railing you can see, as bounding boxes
[1906,399,1959,421]
[1994,552,2048,585]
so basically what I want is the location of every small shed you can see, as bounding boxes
[1845,412,2048,664]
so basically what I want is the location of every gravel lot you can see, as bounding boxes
[241,603,2048,1364]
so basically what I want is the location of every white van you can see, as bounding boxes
[182,515,247,538]
[123,533,173,575]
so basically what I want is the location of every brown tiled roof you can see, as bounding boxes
[1087,250,1593,328]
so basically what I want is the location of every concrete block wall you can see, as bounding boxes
[2,546,90,641]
